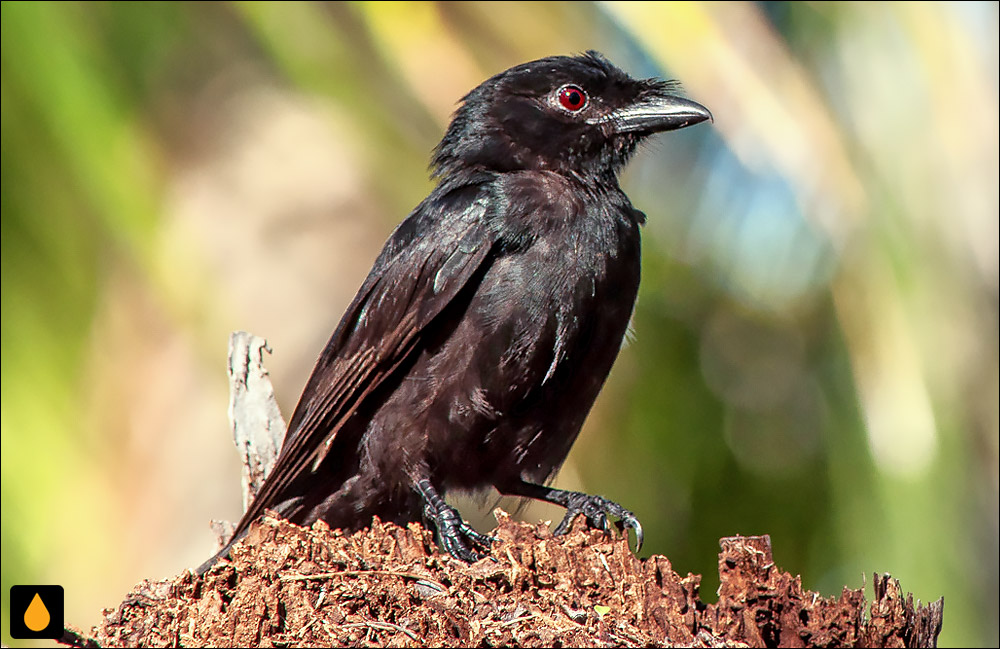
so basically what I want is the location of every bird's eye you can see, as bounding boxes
[557,85,588,112]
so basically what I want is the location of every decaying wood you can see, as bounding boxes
[210,332,287,548]
[88,513,942,647]
[227,331,285,512]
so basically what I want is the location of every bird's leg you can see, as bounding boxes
[415,479,495,562]
[499,478,644,552]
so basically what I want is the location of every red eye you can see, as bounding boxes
[558,85,587,112]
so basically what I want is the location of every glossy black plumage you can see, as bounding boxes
[198,51,710,572]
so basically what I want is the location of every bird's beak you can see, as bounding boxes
[592,94,713,134]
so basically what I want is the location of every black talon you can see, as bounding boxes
[500,479,644,552]
[416,479,495,562]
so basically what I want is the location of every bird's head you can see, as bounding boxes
[431,51,711,181]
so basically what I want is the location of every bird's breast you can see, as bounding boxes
[412,177,644,488]
[473,196,641,394]
[421,202,640,486]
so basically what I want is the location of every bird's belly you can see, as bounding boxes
[428,244,639,486]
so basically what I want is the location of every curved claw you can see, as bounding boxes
[553,492,644,553]
[460,521,497,550]
[632,518,644,553]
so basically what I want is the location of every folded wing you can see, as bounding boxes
[227,180,498,544]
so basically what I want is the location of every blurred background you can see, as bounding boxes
[2,1,996,646]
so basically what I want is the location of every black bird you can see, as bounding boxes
[199,51,710,573]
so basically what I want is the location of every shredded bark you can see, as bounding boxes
[83,512,942,647]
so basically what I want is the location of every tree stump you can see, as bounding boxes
[78,512,942,647]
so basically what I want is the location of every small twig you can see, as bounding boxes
[296,617,318,640]
[598,552,612,576]
[281,569,447,592]
[340,620,419,641]
[499,613,537,627]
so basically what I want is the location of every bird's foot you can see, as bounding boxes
[552,491,644,552]
[416,479,495,562]
[423,502,495,562]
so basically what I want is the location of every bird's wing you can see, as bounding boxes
[231,181,497,537]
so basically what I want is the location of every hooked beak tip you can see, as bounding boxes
[595,94,713,135]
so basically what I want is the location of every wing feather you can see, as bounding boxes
[227,182,496,541]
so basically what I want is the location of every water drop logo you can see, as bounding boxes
[10,585,64,639]
[24,592,51,631]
